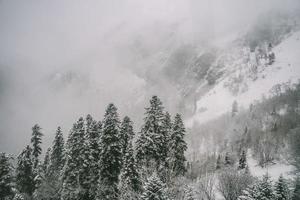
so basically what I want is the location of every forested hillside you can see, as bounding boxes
[1,87,300,199]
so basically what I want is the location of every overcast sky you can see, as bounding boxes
[0,0,299,155]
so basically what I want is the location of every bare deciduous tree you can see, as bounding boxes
[217,169,253,200]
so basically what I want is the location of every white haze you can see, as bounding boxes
[0,0,299,154]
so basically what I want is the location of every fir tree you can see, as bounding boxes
[141,173,169,200]
[120,141,141,194]
[292,177,300,200]
[31,124,43,168]
[274,175,289,200]
[49,126,65,173]
[120,116,135,159]
[240,174,275,200]
[83,115,102,200]
[238,184,256,200]
[239,175,274,200]
[169,114,187,176]
[0,152,14,199]
[88,120,102,200]
[79,114,94,200]
[258,174,275,200]
[16,145,35,197]
[39,126,65,200]
[61,117,85,200]
[136,96,165,169]
[238,150,247,170]
[97,103,122,200]
[43,147,51,173]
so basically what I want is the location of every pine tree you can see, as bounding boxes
[61,117,85,200]
[89,120,102,200]
[239,175,275,200]
[258,174,275,200]
[238,150,247,170]
[292,177,300,200]
[79,114,94,200]
[16,145,35,197]
[82,115,102,200]
[38,126,65,200]
[136,96,165,169]
[274,175,289,200]
[97,103,122,200]
[49,126,65,173]
[141,173,169,200]
[238,184,256,200]
[31,124,43,168]
[0,152,13,199]
[157,112,172,182]
[169,114,187,176]
[120,141,141,194]
[43,147,51,173]
[120,116,135,159]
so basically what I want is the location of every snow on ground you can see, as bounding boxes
[247,150,296,181]
[187,31,300,127]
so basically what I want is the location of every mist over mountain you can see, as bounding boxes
[0,0,300,159]
[2,1,300,200]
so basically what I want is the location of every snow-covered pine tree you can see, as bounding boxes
[83,115,102,200]
[292,177,300,200]
[31,124,43,168]
[16,145,35,197]
[120,116,135,161]
[158,112,173,182]
[274,175,290,200]
[136,96,165,169]
[97,103,122,200]
[38,126,65,200]
[61,117,85,200]
[141,173,169,200]
[238,184,257,200]
[238,150,247,170]
[169,114,187,176]
[120,141,141,195]
[43,147,51,174]
[79,114,95,200]
[49,126,65,173]
[258,174,275,200]
[0,152,14,199]
[240,174,275,200]
[89,120,103,200]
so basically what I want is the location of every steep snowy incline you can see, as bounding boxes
[188,31,300,126]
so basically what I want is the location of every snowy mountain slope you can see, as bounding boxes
[247,150,295,181]
[187,31,300,126]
